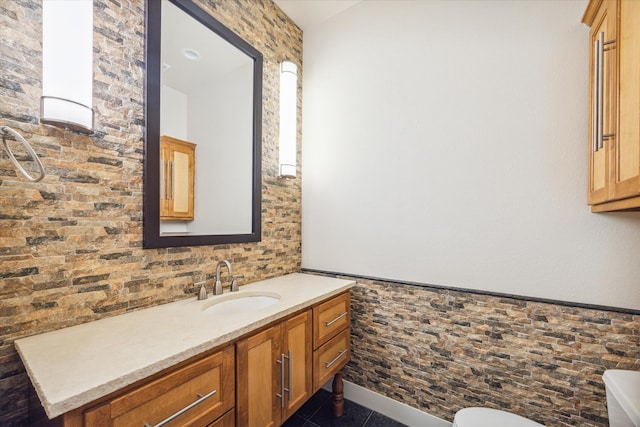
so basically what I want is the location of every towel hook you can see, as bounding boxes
[1,126,46,182]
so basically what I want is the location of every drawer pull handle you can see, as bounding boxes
[144,388,217,427]
[325,311,347,327]
[325,349,348,369]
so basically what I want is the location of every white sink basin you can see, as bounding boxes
[202,292,280,315]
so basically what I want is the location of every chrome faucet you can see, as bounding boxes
[212,260,243,294]
[214,260,233,295]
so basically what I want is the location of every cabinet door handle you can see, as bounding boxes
[592,35,600,153]
[597,31,604,151]
[143,388,217,427]
[168,159,173,200]
[325,349,348,369]
[276,353,285,408]
[285,350,292,402]
[325,311,347,327]
[160,159,165,200]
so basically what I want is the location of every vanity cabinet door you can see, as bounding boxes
[83,346,234,427]
[236,324,282,427]
[236,310,312,427]
[282,310,313,420]
[160,135,196,220]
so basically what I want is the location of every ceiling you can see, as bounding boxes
[273,0,361,30]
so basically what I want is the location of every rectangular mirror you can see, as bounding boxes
[144,0,263,249]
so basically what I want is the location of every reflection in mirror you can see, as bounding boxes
[144,0,263,249]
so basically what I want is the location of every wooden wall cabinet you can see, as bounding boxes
[160,135,196,220]
[584,0,640,212]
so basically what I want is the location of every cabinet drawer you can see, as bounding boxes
[313,328,350,391]
[85,346,234,427]
[313,292,350,349]
[207,409,234,427]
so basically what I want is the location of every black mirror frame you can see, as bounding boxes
[143,0,263,249]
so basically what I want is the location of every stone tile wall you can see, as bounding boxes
[0,1,302,425]
[335,275,639,427]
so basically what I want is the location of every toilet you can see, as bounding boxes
[452,407,543,427]
[602,369,640,427]
[453,369,640,427]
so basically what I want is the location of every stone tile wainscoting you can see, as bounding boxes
[0,1,302,425]
[306,271,640,427]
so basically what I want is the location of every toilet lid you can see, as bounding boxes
[453,407,544,427]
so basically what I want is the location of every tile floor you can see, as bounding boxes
[283,388,408,427]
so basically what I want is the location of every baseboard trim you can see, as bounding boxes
[323,379,451,427]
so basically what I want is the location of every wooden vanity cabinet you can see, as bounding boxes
[236,291,352,426]
[160,135,196,220]
[48,291,351,427]
[76,346,234,427]
[584,0,640,212]
[236,310,313,427]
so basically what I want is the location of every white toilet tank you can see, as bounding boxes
[603,370,640,427]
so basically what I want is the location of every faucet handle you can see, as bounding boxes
[195,281,208,300]
[231,274,244,292]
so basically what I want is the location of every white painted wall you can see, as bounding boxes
[160,85,188,234]
[301,0,640,310]
[160,85,187,140]
[188,63,254,235]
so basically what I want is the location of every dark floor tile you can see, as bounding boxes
[295,388,332,419]
[282,414,309,427]
[364,412,408,427]
[311,397,373,427]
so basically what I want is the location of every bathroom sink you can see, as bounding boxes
[202,292,280,315]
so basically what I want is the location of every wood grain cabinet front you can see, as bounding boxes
[160,135,196,220]
[49,290,352,427]
[236,310,313,427]
[313,292,350,349]
[311,292,351,417]
[313,328,350,391]
[82,346,234,427]
[584,0,640,212]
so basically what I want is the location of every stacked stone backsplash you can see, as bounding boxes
[0,0,302,425]
[334,274,640,427]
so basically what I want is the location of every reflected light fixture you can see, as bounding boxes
[182,48,201,61]
[41,0,94,134]
[279,60,298,178]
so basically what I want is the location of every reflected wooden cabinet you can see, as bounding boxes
[236,310,313,427]
[584,0,640,212]
[160,135,196,220]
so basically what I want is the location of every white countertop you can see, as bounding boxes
[15,273,354,419]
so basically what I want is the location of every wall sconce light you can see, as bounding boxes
[279,60,298,178]
[41,0,94,134]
